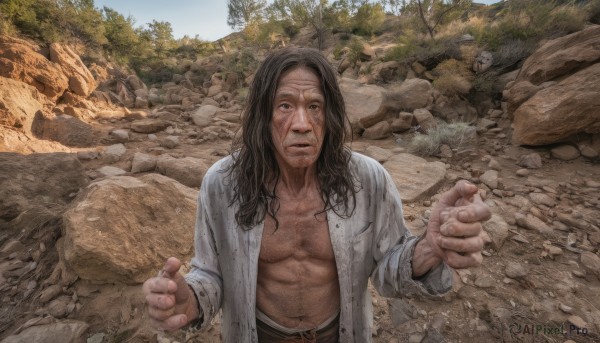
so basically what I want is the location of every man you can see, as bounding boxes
[143,47,491,342]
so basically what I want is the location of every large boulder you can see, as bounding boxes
[0,77,44,133]
[62,174,197,284]
[506,25,600,145]
[49,43,96,97]
[339,78,385,131]
[0,36,68,101]
[340,78,434,132]
[0,152,89,229]
[31,113,103,147]
[512,63,600,145]
[383,153,447,203]
[514,25,600,85]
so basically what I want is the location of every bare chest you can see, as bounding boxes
[259,199,334,263]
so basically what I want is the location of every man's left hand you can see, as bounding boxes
[412,180,492,277]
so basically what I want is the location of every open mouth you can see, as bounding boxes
[292,144,310,148]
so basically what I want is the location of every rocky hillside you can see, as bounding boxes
[0,17,599,343]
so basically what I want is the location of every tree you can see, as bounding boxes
[226,0,266,30]
[408,0,472,38]
[145,20,174,57]
[102,6,139,61]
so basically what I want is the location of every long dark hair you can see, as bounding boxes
[225,47,358,229]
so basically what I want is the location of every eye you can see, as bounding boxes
[309,104,320,111]
[279,103,292,110]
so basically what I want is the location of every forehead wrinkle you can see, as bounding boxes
[275,88,324,102]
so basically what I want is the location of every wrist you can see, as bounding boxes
[412,234,443,278]
[185,284,202,323]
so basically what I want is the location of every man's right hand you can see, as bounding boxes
[142,257,200,331]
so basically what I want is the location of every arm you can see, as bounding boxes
[369,169,453,298]
[183,177,224,330]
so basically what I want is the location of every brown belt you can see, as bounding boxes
[256,314,340,343]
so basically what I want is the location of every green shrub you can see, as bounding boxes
[408,122,473,157]
[352,3,385,37]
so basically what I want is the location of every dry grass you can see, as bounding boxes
[408,122,474,157]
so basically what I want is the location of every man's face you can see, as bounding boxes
[271,67,326,171]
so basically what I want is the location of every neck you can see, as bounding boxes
[276,165,319,197]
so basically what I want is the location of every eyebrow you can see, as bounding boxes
[275,91,324,102]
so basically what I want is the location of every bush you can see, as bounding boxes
[408,122,473,156]
[352,3,385,37]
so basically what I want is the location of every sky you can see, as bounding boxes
[94,0,500,42]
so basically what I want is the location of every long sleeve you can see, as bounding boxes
[368,164,453,298]
[184,174,223,329]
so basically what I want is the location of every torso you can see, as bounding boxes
[256,185,340,330]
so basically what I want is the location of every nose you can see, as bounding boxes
[290,107,312,134]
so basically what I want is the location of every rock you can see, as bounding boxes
[473,51,493,73]
[109,129,129,143]
[556,212,590,230]
[87,333,106,343]
[0,77,45,135]
[131,153,157,173]
[383,153,446,203]
[77,151,98,160]
[488,159,501,171]
[127,74,146,91]
[439,145,452,158]
[364,146,393,163]
[97,166,126,177]
[1,320,89,343]
[568,315,588,329]
[516,168,529,177]
[551,145,580,160]
[512,62,600,145]
[339,78,385,131]
[387,78,434,112]
[390,112,413,132]
[529,193,556,207]
[503,81,541,114]
[413,108,436,133]
[580,252,600,278]
[517,153,542,169]
[0,36,68,100]
[49,43,96,96]
[585,180,600,188]
[515,213,553,235]
[31,114,102,147]
[476,118,497,133]
[362,121,391,140]
[0,152,88,228]
[102,144,126,163]
[47,296,72,318]
[389,298,417,326]
[515,25,600,85]
[483,214,509,250]
[39,284,63,304]
[130,119,170,134]
[480,170,499,189]
[62,174,197,284]
[156,155,209,188]
[160,135,179,149]
[505,262,528,279]
[191,105,219,128]
[474,274,495,288]
[578,144,599,159]
[359,42,375,61]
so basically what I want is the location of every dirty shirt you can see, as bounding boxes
[185,152,453,342]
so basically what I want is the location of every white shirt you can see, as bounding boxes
[185,152,453,342]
